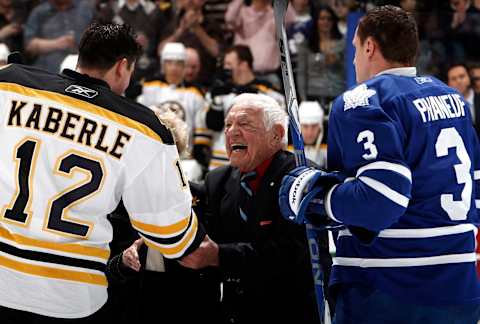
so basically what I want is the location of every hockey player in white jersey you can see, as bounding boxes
[298,101,327,168]
[137,42,206,153]
[280,6,480,324]
[0,24,211,323]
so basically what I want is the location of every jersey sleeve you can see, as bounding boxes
[471,133,480,227]
[122,143,205,259]
[325,84,412,232]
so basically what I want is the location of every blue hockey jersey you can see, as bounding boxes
[326,67,480,306]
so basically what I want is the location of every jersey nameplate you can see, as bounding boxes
[65,85,98,99]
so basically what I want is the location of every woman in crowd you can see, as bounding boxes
[296,4,345,107]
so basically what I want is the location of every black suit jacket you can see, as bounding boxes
[204,150,331,323]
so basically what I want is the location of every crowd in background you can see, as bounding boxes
[2,0,480,181]
[2,0,480,179]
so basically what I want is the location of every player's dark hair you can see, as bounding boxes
[78,23,142,71]
[225,45,254,70]
[357,5,418,66]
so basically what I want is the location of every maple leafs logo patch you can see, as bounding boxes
[343,84,376,111]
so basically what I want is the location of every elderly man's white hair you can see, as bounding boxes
[230,93,289,144]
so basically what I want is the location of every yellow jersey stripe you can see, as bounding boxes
[0,82,162,142]
[209,160,228,167]
[194,139,211,145]
[131,213,191,236]
[144,214,198,257]
[212,150,228,156]
[0,226,110,260]
[0,253,107,286]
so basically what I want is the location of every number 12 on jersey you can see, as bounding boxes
[1,137,104,238]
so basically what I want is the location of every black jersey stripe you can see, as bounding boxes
[0,239,106,272]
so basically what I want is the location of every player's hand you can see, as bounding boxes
[279,167,346,226]
[179,235,219,269]
[122,238,144,272]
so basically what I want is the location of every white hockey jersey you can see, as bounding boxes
[138,79,206,150]
[0,65,203,318]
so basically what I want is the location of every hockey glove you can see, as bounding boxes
[279,166,345,227]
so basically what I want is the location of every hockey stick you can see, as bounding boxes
[273,1,331,323]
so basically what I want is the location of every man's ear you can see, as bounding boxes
[115,58,129,78]
[272,124,285,143]
[365,37,376,59]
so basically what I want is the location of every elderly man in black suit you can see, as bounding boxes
[180,93,330,323]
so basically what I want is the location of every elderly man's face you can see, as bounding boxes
[225,105,274,172]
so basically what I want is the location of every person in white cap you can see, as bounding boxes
[137,42,206,160]
[299,100,327,168]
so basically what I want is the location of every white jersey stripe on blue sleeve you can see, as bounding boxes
[476,200,480,209]
[337,223,477,239]
[475,170,480,180]
[325,184,340,223]
[333,253,477,268]
[358,176,410,207]
[356,161,412,182]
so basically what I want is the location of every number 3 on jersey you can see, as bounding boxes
[357,130,378,160]
[435,127,472,221]
[1,137,104,238]
[356,127,473,221]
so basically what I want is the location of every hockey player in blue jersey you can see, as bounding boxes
[279,5,480,324]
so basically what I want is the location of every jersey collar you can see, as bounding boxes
[62,69,111,89]
[376,67,417,78]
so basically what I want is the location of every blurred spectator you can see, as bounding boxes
[299,100,327,168]
[24,0,94,72]
[0,0,27,52]
[158,0,220,87]
[194,45,284,171]
[292,0,311,22]
[185,46,202,85]
[297,4,345,107]
[225,0,296,89]
[287,0,314,77]
[113,0,167,83]
[416,11,448,77]
[446,0,480,62]
[332,0,353,36]
[469,62,480,93]
[447,63,480,135]
[204,0,232,44]
[138,42,206,156]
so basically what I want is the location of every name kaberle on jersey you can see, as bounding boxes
[6,99,132,159]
